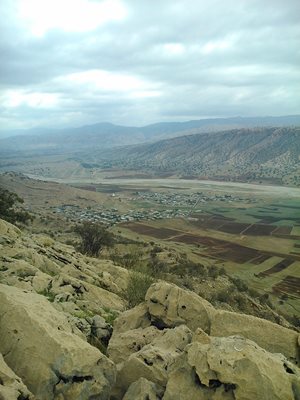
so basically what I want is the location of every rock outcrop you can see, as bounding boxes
[163,334,300,400]
[1,218,300,400]
[0,353,33,400]
[112,325,192,398]
[0,284,116,400]
[146,282,299,364]
[109,282,300,399]
[122,377,164,400]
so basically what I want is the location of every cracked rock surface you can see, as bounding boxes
[0,353,33,400]
[0,284,116,400]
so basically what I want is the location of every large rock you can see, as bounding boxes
[146,282,215,332]
[164,335,300,400]
[122,377,163,400]
[50,273,125,312]
[0,353,33,400]
[114,325,192,398]
[112,303,152,336]
[211,310,300,364]
[145,282,299,363]
[0,284,116,400]
[108,326,162,365]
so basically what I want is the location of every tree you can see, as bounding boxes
[74,222,114,256]
[0,188,32,224]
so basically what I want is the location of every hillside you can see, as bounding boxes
[0,218,300,399]
[93,127,300,186]
[1,126,299,187]
[1,115,300,153]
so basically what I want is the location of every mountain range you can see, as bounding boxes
[1,115,300,154]
[0,116,299,186]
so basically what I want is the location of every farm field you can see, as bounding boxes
[111,183,300,316]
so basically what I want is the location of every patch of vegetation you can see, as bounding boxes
[124,270,154,308]
[102,307,119,325]
[74,222,115,257]
[0,188,33,224]
[37,288,56,302]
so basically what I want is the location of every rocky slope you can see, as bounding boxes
[0,218,300,399]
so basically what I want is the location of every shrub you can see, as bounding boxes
[208,265,219,279]
[0,188,32,224]
[234,293,248,310]
[216,289,231,303]
[74,222,114,256]
[124,270,154,308]
[230,277,248,292]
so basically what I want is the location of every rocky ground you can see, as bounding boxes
[0,218,300,399]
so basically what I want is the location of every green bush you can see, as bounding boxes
[208,265,219,279]
[0,188,32,224]
[124,270,154,308]
[74,222,114,256]
[230,277,248,292]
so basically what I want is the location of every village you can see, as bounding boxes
[52,190,255,225]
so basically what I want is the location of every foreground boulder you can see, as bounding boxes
[0,353,33,400]
[146,281,215,332]
[0,284,116,400]
[122,377,164,400]
[112,325,192,398]
[164,334,300,400]
[211,309,299,364]
[146,282,300,363]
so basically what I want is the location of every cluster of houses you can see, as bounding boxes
[52,203,188,226]
[52,190,254,226]
[132,191,250,206]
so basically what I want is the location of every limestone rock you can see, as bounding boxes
[0,284,116,400]
[122,377,163,400]
[146,282,215,332]
[211,310,300,364]
[88,258,129,294]
[192,327,211,345]
[114,325,192,398]
[0,353,33,400]
[164,335,300,400]
[113,303,151,336]
[91,315,113,345]
[50,273,125,312]
[0,219,21,240]
[108,326,162,365]
[145,282,299,363]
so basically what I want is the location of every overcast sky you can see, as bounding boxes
[0,0,299,131]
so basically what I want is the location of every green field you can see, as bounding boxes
[106,182,300,316]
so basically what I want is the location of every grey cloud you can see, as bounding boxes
[0,0,299,130]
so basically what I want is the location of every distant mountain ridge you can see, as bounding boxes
[91,126,300,186]
[1,115,300,154]
[0,119,299,187]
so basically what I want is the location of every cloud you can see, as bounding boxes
[0,0,299,130]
